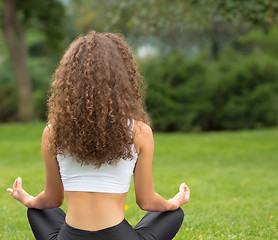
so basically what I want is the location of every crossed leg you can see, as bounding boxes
[27,208,65,240]
[134,208,184,240]
[27,207,184,240]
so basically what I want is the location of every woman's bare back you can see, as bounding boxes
[65,191,127,231]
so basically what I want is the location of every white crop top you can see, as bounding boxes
[57,121,137,193]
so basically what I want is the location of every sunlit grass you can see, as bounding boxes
[0,122,277,239]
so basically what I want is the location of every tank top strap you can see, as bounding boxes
[127,119,135,132]
[131,119,135,131]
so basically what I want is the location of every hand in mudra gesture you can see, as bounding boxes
[7,177,34,207]
[170,183,190,208]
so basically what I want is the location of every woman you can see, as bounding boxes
[7,31,190,240]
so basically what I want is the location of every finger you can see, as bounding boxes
[180,183,186,192]
[7,188,13,194]
[13,178,18,189]
[181,183,190,193]
[14,177,22,191]
[17,177,22,189]
[184,186,190,197]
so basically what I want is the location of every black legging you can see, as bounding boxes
[27,207,184,240]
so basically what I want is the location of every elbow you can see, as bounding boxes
[48,195,64,208]
[48,200,63,209]
[136,199,152,211]
[55,195,64,207]
[53,198,64,208]
[136,192,156,211]
[137,203,149,211]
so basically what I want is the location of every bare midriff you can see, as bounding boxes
[65,191,127,231]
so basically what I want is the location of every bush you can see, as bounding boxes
[27,57,53,120]
[140,52,215,131]
[0,57,53,122]
[211,47,278,129]
[0,80,18,122]
[139,47,278,132]
[0,62,18,122]
[1,35,278,130]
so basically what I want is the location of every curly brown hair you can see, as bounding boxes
[47,31,148,167]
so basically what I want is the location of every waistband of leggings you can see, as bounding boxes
[62,219,128,236]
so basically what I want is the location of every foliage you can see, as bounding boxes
[78,0,278,36]
[240,26,278,57]
[27,56,54,120]
[0,124,277,239]
[14,0,66,53]
[210,47,278,130]
[141,45,278,132]
[0,55,55,122]
[0,0,66,122]
[1,28,278,131]
[0,62,18,122]
[67,0,277,60]
[0,0,65,57]
[1,1,278,129]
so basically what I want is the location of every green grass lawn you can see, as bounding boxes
[0,122,277,239]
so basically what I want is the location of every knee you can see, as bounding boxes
[173,207,184,224]
[27,208,35,223]
[27,208,36,220]
[27,207,39,214]
[27,208,33,217]
[27,208,42,221]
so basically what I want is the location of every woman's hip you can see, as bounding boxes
[58,219,140,240]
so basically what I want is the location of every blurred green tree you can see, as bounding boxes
[0,0,64,121]
[103,0,277,32]
[68,0,277,58]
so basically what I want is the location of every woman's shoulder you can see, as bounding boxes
[133,120,152,136]
[133,121,153,155]
[43,123,52,135]
[41,124,53,146]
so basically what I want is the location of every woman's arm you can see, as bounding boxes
[133,122,190,212]
[7,125,64,209]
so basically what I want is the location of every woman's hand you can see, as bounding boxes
[170,183,190,208]
[7,177,35,208]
